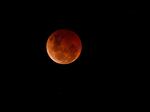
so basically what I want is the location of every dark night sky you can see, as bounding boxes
[2,2,141,110]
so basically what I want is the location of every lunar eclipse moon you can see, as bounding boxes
[46,29,82,64]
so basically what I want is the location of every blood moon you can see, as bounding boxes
[46,29,82,64]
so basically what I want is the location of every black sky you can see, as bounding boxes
[2,2,141,110]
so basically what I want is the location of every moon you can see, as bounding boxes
[46,29,82,64]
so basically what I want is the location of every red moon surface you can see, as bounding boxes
[46,29,82,64]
